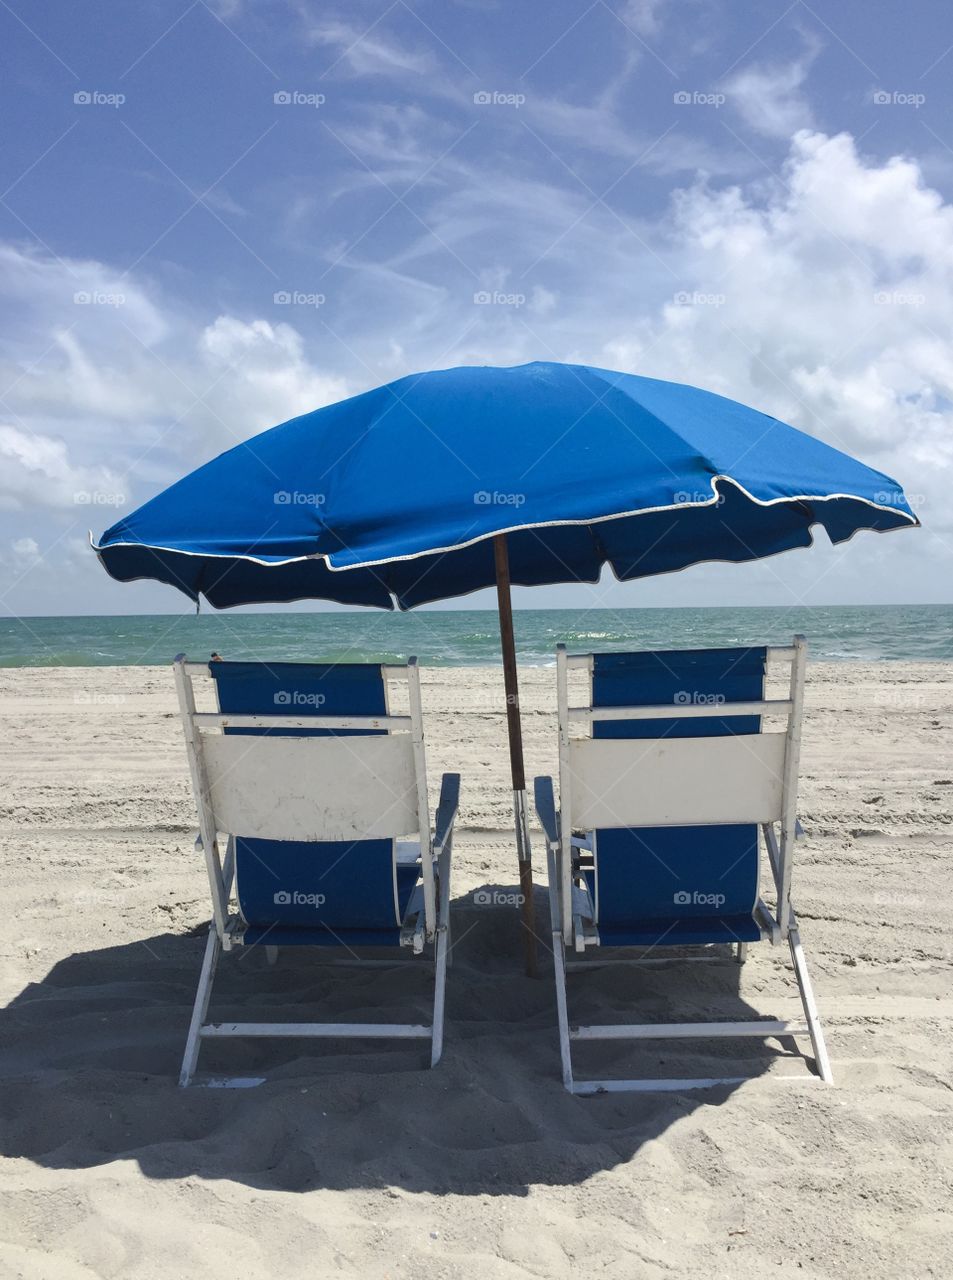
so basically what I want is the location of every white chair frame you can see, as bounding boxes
[173,656,459,1087]
[534,635,833,1093]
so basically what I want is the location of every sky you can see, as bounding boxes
[1,0,952,615]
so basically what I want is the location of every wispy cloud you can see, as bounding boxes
[620,0,668,37]
[723,41,820,139]
[304,13,437,79]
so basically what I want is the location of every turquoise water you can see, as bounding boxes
[0,606,950,667]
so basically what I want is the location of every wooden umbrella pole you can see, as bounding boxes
[493,533,538,978]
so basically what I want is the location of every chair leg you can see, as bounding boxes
[735,942,748,964]
[547,848,574,1092]
[439,851,453,971]
[265,946,278,966]
[179,925,221,1087]
[552,930,574,1092]
[430,842,452,1067]
[431,924,448,1067]
[788,924,833,1084]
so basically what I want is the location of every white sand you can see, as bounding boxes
[0,661,951,1279]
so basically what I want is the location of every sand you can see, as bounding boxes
[0,660,951,1279]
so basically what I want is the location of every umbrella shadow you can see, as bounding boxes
[0,886,810,1194]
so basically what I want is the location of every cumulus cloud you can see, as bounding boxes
[9,537,40,566]
[0,424,127,513]
[0,244,352,608]
[604,130,953,559]
[198,316,348,431]
[0,244,350,471]
[1,128,950,611]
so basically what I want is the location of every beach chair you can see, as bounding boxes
[534,636,833,1093]
[173,655,459,1086]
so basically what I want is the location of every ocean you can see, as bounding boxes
[0,605,950,667]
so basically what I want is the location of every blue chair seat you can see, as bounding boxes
[596,916,762,949]
[234,842,421,942]
[241,924,408,947]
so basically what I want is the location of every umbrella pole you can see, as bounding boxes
[493,533,538,978]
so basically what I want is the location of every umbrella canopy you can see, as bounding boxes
[94,360,919,976]
[94,361,917,609]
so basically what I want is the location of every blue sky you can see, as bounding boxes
[1,0,952,614]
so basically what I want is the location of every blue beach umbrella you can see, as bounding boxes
[94,361,919,972]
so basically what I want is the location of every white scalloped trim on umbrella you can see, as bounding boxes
[90,474,918,571]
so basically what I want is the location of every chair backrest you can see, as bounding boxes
[577,646,776,830]
[556,638,806,942]
[173,657,434,936]
[197,729,419,843]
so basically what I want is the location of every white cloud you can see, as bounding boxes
[305,16,436,78]
[0,534,102,606]
[197,316,349,432]
[521,91,747,174]
[603,130,953,548]
[0,244,353,609]
[0,424,127,513]
[1,128,951,611]
[620,0,667,36]
[724,57,815,139]
[0,242,167,352]
[529,285,558,315]
[10,537,40,563]
[0,244,350,474]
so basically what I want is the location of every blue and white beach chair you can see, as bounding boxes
[173,656,459,1086]
[534,637,833,1093]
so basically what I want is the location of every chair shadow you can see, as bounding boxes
[0,884,808,1194]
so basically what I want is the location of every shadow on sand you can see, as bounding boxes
[0,887,814,1194]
